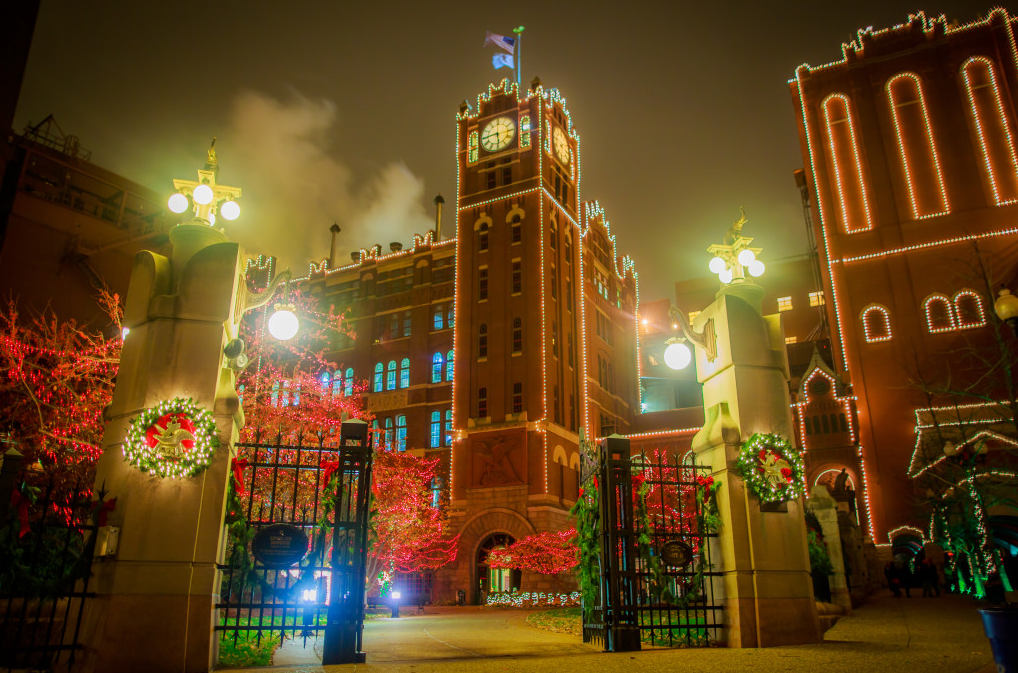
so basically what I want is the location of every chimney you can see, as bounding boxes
[329,223,341,267]
[434,194,445,241]
[390,242,403,253]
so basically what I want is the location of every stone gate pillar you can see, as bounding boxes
[807,485,851,611]
[84,222,246,673]
[689,281,822,647]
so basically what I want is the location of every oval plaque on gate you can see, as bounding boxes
[659,539,693,568]
[251,524,310,568]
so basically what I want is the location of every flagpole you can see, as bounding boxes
[513,26,525,91]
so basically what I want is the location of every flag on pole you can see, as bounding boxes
[492,53,514,70]
[485,31,516,54]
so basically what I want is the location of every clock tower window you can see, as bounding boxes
[478,267,488,301]
[478,223,489,251]
[511,215,522,243]
[468,131,479,163]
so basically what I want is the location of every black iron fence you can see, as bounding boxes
[580,437,724,650]
[215,420,372,666]
[0,449,100,673]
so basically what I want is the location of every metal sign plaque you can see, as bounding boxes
[251,523,310,568]
[659,539,693,568]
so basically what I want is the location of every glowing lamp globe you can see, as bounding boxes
[220,200,241,220]
[708,256,725,274]
[268,306,300,341]
[718,268,733,284]
[748,260,765,277]
[738,249,756,266]
[167,193,189,213]
[192,184,214,205]
[208,212,216,226]
[392,591,401,600]
[664,342,692,370]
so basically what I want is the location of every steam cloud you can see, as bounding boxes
[219,90,433,272]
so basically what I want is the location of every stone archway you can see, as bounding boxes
[458,508,534,605]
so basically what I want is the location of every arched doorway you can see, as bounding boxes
[476,533,521,604]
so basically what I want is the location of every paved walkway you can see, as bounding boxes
[228,593,997,673]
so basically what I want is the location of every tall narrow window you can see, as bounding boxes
[549,222,557,250]
[400,357,410,388]
[396,415,407,451]
[861,305,892,342]
[386,360,397,390]
[512,382,523,413]
[511,215,522,243]
[551,265,557,299]
[403,310,411,337]
[271,381,280,407]
[512,317,522,353]
[564,234,572,263]
[511,260,522,294]
[924,294,954,333]
[446,350,454,381]
[478,267,488,301]
[468,131,479,163]
[822,94,874,232]
[384,417,393,450]
[566,277,573,312]
[519,114,531,148]
[430,411,441,448]
[447,305,455,328]
[373,363,383,392]
[887,73,949,219]
[567,331,574,367]
[479,324,488,358]
[478,387,487,417]
[332,371,342,397]
[432,352,444,383]
[433,306,444,330]
[478,222,489,252]
[963,57,1018,205]
[344,367,354,397]
[444,409,452,445]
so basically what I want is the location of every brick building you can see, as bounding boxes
[790,8,1018,547]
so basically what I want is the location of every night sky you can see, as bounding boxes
[13,1,1005,301]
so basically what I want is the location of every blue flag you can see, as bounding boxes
[492,53,514,70]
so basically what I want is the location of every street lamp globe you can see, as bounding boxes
[708,256,726,274]
[737,249,756,266]
[220,200,241,220]
[994,288,1018,333]
[748,260,765,277]
[192,184,214,205]
[664,341,692,370]
[718,268,733,284]
[268,306,300,341]
[167,193,189,213]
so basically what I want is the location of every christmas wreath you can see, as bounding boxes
[123,397,219,478]
[735,432,805,504]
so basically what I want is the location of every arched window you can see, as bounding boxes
[344,367,354,397]
[446,349,454,381]
[821,415,830,433]
[432,352,444,383]
[962,57,1018,204]
[271,381,280,407]
[478,222,489,252]
[829,413,838,433]
[332,371,342,397]
[804,416,812,435]
[479,323,488,358]
[519,114,531,148]
[400,358,410,389]
[281,380,291,407]
[861,305,892,342]
[813,416,822,433]
[384,417,393,450]
[821,94,874,232]
[468,130,479,163]
[386,360,397,390]
[887,73,949,219]
[430,411,441,448]
[924,294,955,333]
[444,409,453,446]
[512,317,522,353]
[373,363,383,392]
[396,415,407,451]
[954,290,987,330]
[371,419,379,445]
[430,476,444,508]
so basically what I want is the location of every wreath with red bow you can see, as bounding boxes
[735,433,805,504]
[123,397,219,478]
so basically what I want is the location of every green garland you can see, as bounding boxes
[569,432,600,622]
[735,432,805,504]
[123,397,219,478]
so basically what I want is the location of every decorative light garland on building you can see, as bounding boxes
[735,433,806,504]
[962,56,1018,205]
[839,227,1018,264]
[123,397,219,478]
[886,72,950,219]
[821,94,875,233]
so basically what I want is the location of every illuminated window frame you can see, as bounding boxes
[446,349,454,381]
[821,93,875,233]
[860,304,892,342]
[954,289,987,330]
[520,114,531,148]
[809,291,825,307]
[468,131,479,163]
[923,293,955,333]
[886,73,950,219]
[785,336,798,344]
[344,367,353,397]
[386,360,397,391]
[962,57,1018,205]
[777,296,793,312]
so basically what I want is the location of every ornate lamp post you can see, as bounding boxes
[166,138,242,226]
[994,288,1018,335]
[707,208,765,285]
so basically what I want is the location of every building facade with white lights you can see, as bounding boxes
[790,8,1018,549]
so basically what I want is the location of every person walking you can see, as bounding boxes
[884,562,901,597]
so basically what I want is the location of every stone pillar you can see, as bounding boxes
[807,486,851,611]
[84,223,245,673]
[690,283,821,647]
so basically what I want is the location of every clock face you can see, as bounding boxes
[480,117,516,152]
[553,127,570,164]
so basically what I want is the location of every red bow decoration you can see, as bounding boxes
[231,458,250,496]
[780,467,793,482]
[321,459,342,487]
[98,498,117,526]
[10,490,29,538]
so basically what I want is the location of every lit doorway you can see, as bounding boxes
[476,533,520,604]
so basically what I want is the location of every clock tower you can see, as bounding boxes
[447,77,584,600]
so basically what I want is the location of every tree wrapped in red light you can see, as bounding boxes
[485,529,577,575]
[0,292,122,490]
[366,447,458,589]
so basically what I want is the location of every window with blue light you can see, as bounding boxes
[430,411,441,448]
[400,358,410,388]
[386,360,396,390]
[344,367,354,396]
[432,352,443,383]
[373,363,383,392]
[446,350,454,381]
[396,415,407,451]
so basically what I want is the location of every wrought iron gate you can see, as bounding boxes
[579,436,724,650]
[216,419,372,666]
